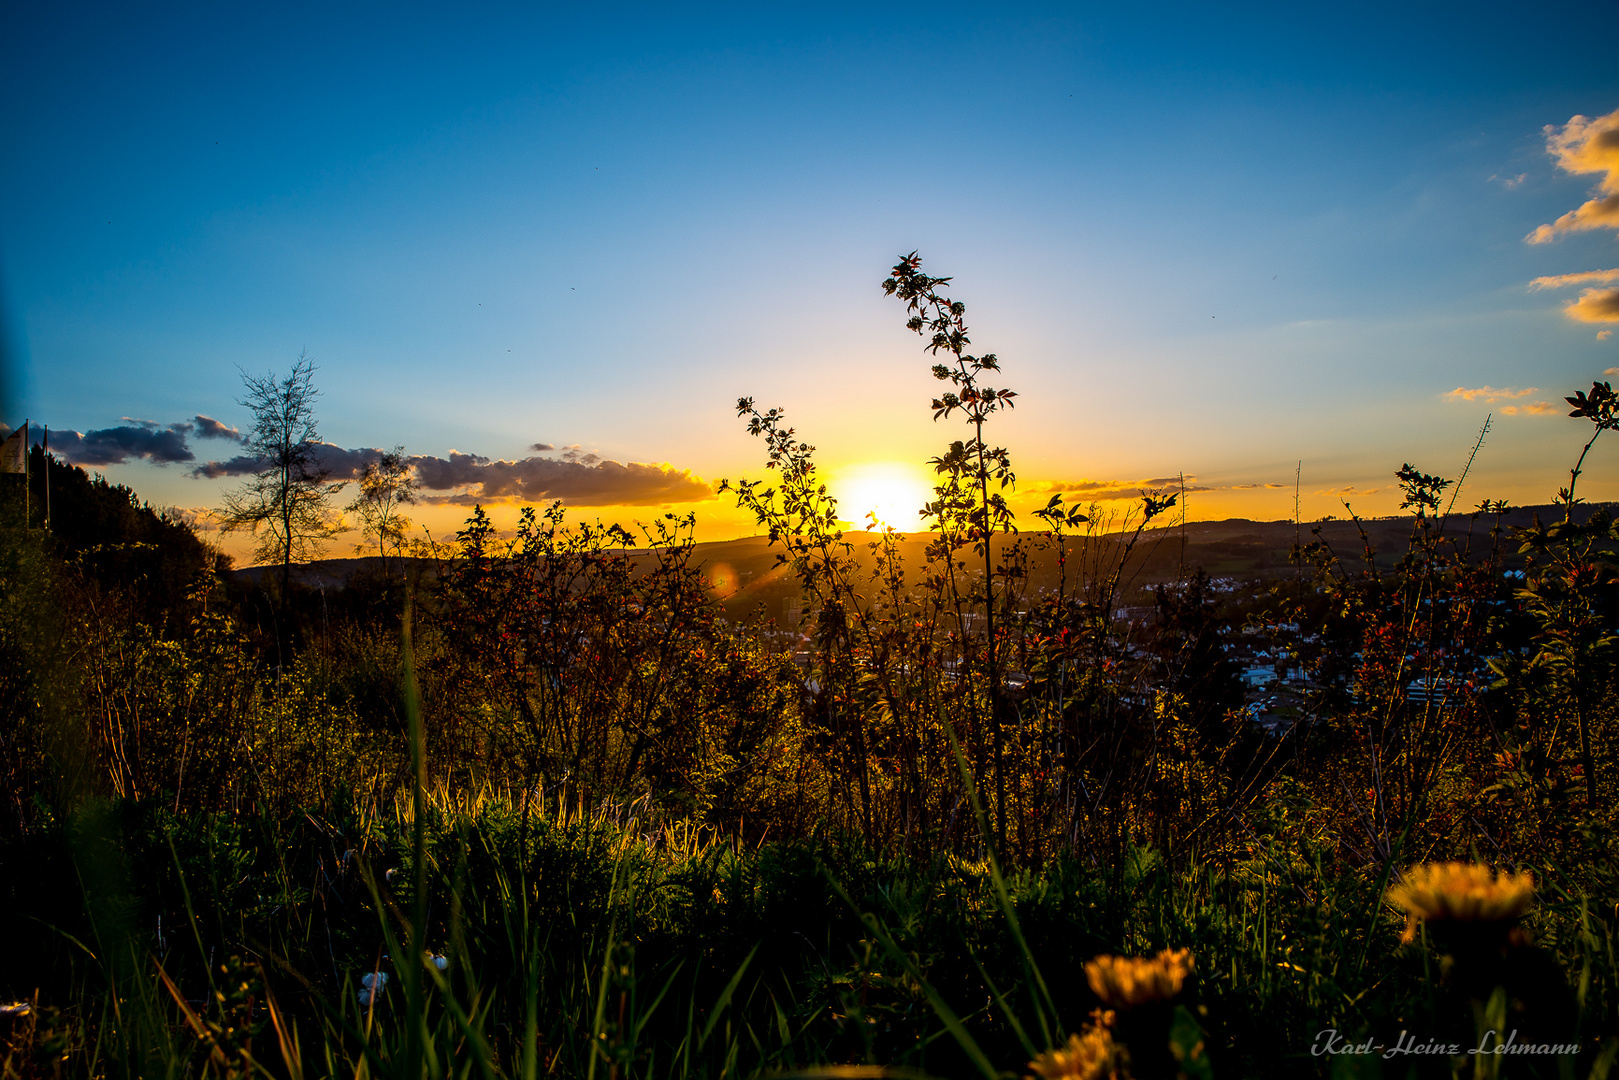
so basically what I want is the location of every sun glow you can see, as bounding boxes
[835,463,933,532]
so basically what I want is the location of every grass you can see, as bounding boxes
[3,782,1616,1078]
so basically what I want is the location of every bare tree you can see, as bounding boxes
[218,353,344,615]
[347,446,417,580]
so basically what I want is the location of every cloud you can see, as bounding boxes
[1525,107,1619,244]
[1500,401,1560,416]
[1490,173,1527,189]
[1600,333,1614,342]
[1564,287,1619,323]
[529,442,554,452]
[193,414,245,441]
[1314,487,1379,497]
[1444,386,1559,415]
[1029,476,1208,501]
[411,450,712,506]
[1230,482,1288,490]
[49,423,196,466]
[1528,268,1619,290]
[196,443,714,505]
[53,410,713,509]
[161,505,222,531]
[190,455,264,479]
[1444,385,1537,403]
[191,441,383,480]
[189,439,712,506]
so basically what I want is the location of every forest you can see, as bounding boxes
[0,257,1616,1079]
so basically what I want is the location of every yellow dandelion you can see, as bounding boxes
[1387,862,1535,943]
[1084,948,1193,1008]
[1028,1024,1123,1080]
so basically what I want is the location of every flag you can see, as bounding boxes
[0,422,25,474]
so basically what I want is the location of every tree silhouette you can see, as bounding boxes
[347,445,417,580]
[218,353,343,628]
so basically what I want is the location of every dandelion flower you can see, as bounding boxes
[1085,949,1193,1008]
[1387,862,1534,943]
[1028,1025,1122,1080]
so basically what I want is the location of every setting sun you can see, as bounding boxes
[835,463,933,532]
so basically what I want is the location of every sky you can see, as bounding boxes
[3,2,1618,562]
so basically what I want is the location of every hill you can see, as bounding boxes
[233,502,1607,621]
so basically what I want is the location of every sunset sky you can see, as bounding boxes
[4,4,1618,562]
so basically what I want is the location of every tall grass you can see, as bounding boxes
[4,778,1616,1076]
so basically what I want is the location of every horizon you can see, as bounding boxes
[4,5,1617,565]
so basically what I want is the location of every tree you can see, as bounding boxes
[218,353,343,617]
[347,446,417,580]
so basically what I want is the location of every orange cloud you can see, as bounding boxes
[1031,476,1202,501]
[1499,401,1559,416]
[1313,487,1378,497]
[1444,385,1537,403]
[1564,287,1619,323]
[1525,107,1619,244]
[1600,333,1614,342]
[1528,268,1619,290]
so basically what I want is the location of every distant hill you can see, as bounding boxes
[235,502,1607,619]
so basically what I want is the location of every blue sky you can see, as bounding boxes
[4,3,1617,553]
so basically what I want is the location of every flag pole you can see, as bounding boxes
[43,426,50,531]
[22,420,28,531]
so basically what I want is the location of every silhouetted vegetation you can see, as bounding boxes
[1,258,1616,1077]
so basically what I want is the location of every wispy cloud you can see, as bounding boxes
[1600,333,1614,342]
[1444,385,1537,403]
[1528,268,1619,290]
[1525,107,1619,244]
[1564,287,1619,323]
[1030,476,1203,501]
[1314,487,1379,498]
[1490,173,1527,189]
[1027,477,1299,501]
[1499,401,1560,416]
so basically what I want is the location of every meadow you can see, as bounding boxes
[1,258,1616,1078]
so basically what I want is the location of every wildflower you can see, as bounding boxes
[429,953,449,971]
[1028,1025,1123,1080]
[1387,862,1534,944]
[1085,949,1193,1008]
[358,970,388,1008]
